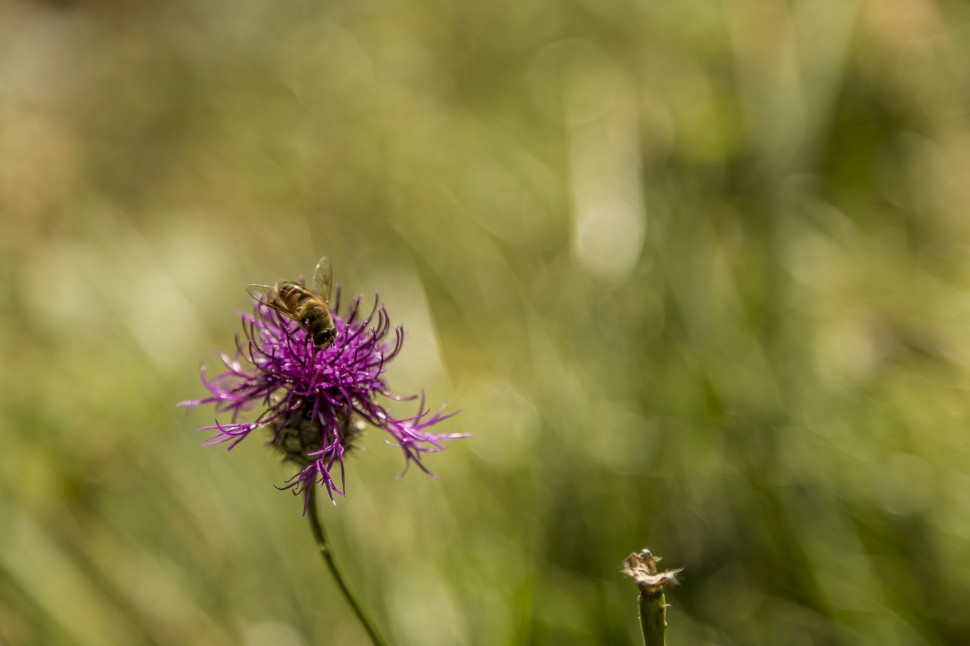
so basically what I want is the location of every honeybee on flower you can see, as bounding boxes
[179,258,466,511]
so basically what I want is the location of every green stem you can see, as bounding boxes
[306,487,388,646]
[637,589,667,646]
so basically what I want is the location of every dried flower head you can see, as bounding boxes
[179,283,465,513]
[621,548,683,596]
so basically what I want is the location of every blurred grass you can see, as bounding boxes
[3,0,970,643]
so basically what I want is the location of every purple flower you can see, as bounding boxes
[178,285,465,513]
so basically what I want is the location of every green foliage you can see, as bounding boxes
[3,0,970,643]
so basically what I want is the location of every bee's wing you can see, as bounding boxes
[311,256,334,304]
[246,283,275,303]
[246,284,301,322]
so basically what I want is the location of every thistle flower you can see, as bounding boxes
[179,285,465,512]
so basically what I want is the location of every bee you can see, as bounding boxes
[247,256,337,350]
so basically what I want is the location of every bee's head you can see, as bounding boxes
[314,327,337,349]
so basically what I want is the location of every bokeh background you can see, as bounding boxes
[3,0,970,644]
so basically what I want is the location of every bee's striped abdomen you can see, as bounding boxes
[278,282,313,308]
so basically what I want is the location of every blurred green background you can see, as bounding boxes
[3,0,970,644]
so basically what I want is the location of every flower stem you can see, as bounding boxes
[306,487,388,646]
[621,548,681,646]
[637,589,668,646]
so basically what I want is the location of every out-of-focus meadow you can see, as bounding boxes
[3,0,970,643]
